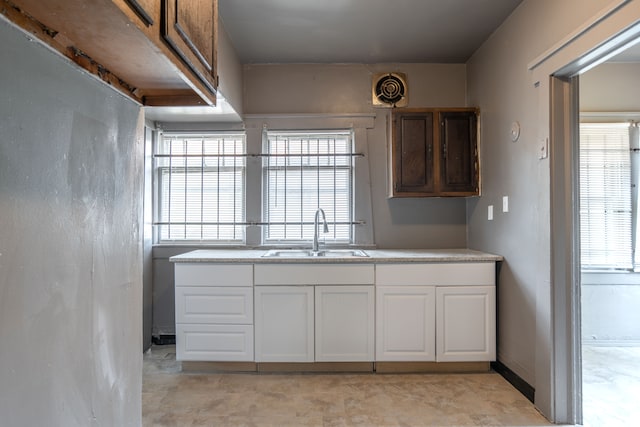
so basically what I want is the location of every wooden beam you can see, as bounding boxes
[1,0,143,104]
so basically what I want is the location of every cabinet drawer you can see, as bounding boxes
[376,263,494,286]
[175,263,253,287]
[255,264,374,285]
[175,287,253,324]
[176,324,254,362]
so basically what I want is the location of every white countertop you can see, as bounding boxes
[170,248,503,263]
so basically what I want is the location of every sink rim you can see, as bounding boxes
[261,249,369,258]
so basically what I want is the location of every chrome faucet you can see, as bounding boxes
[313,208,329,252]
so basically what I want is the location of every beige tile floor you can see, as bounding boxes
[142,345,555,427]
[582,345,640,427]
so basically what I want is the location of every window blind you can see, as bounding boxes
[579,123,632,269]
[263,131,354,244]
[155,133,245,243]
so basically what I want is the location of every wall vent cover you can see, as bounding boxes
[372,72,408,107]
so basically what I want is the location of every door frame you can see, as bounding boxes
[547,19,640,425]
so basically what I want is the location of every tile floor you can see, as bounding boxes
[142,345,555,426]
[582,345,640,427]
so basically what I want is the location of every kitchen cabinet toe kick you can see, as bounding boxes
[180,361,490,374]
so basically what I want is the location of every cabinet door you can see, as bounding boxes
[436,286,496,362]
[117,0,159,27]
[162,0,217,95]
[254,286,314,362]
[376,286,436,361]
[439,111,478,194]
[392,112,435,195]
[315,286,375,362]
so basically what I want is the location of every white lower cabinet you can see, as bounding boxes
[173,260,496,365]
[176,324,254,361]
[254,264,375,363]
[436,285,496,362]
[254,286,314,362]
[315,285,375,362]
[376,286,436,361]
[376,263,496,363]
[174,263,254,362]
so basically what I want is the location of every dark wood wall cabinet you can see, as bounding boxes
[390,108,479,197]
[3,0,218,107]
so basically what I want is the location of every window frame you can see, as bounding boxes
[153,132,247,245]
[579,122,635,271]
[261,129,356,246]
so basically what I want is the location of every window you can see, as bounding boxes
[579,123,634,269]
[155,133,245,243]
[262,131,354,244]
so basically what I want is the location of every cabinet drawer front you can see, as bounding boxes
[175,263,253,287]
[376,263,494,286]
[176,287,253,324]
[176,324,254,362]
[255,264,374,285]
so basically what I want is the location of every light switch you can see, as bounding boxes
[539,138,548,159]
[488,205,494,221]
[502,196,509,213]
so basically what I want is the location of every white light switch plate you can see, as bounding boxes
[539,138,548,159]
[488,205,494,221]
[502,196,509,213]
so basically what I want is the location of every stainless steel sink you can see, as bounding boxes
[262,249,369,258]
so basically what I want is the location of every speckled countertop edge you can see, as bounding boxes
[170,248,503,263]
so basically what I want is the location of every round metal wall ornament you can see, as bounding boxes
[372,72,408,107]
[510,121,521,142]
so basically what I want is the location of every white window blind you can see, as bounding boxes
[263,131,354,244]
[579,123,633,269]
[155,133,245,243]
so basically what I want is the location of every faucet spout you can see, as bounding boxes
[313,208,329,252]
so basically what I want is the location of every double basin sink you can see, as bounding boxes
[262,249,369,258]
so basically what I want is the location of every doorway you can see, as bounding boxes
[578,55,640,427]
[549,23,640,426]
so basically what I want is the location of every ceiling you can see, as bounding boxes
[219,0,524,64]
[146,1,640,123]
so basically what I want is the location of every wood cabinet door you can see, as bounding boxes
[119,0,159,27]
[392,112,435,195]
[254,286,315,362]
[439,111,479,194]
[162,0,217,94]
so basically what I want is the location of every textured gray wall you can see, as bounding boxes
[465,0,628,416]
[0,18,143,427]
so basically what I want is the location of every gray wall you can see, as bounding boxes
[243,63,470,250]
[0,18,143,427]
[466,0,640,418]
[217,20,244,117]
[580,62,640,345]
